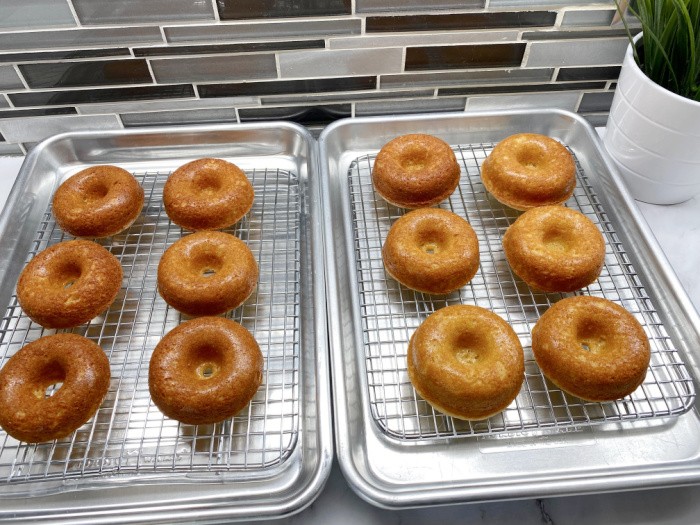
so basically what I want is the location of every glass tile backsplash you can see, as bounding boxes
[0,0,629,153]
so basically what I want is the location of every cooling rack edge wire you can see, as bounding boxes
[0,164,302,492]
[346,140,696,442]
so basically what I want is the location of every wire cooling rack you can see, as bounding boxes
[348,143,696,441]
[0,166,300,488]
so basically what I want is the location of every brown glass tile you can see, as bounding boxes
[556,66,621,82]
[367,11,556,32]
[0,107,77,119]
[0,48,132,64]
[239,104,350,125]
[217,0,351,20]
[19,60,152,89]
[406,43,525,71]
[439,81,605,96]
[578,91,615,113]
[9,84,195,107]
[134,40,325,57]
[199,76,376,98]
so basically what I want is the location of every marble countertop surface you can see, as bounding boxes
[0,154,699,524]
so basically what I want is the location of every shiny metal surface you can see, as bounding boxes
[0,123,332,523]
[320,110,700,508]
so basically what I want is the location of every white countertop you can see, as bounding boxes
[1,155,699,524]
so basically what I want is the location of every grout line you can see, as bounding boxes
[12,64,30,90]
[65,0,82,27]
[211,0,221,22]
[144,59,157,84]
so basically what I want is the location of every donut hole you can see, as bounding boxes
[542,226,574,253]
[453,331,487,365]
[399,145,429,171]
[515,144,546,169]
[193,170,222,193]
[189,343,224,380]
[33,362,66,400]
[84,179,110,200]
[191,252,223,278]
[416,225,447,254]
[54,260,83,289]
[575,318,608,353]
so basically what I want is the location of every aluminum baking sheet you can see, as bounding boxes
[0,123,332,524]
[320,110,700,508]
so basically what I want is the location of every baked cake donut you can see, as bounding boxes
[372,134,460,208]
[52,165,144,237]
[157,231,258,316]
[163,158,254,231]
[408,305,524,420]
[149,316,263,425]
[502,206,605,293]
[16,240,123,329]
[481,133,576,210]
[532,296,650,401]
[382,208,479,294]
[0,334,110,443]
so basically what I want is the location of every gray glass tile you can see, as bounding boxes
[0,114,121,143]
[0,0,75,30]
[522,29,629,40]
[357,0,482,12]
[151,54,277,84]
[0,48,132,64]
[561,9,616,27]
[0,143,25,155]
[78,96,260,115]
[380,68,554,89]
[367,11,556,32]
[261,88,434,105]
[198,76,377,98]
[0,66,23,89]
[578,91,615,112]
[355,96,466,116]
[0,96,9,109]
[279,48,403,77]
[121,108,239,127]
[10,84,194,107]
[239,104,350,125]
[329,30,519,50]
[0,108,77,118]
[0,131,4,141]
[20,60,152,89]
[465,91,580,111]
[0,27,163,52]
[406,43,525,71]
[72,0,215,24]
[490,0,601,5]
[134,40,325,57]
[526,38,629,67]
[440,80,604,96]
[217,0,350,19]
[165,19,361,43]
[580,113,609,127]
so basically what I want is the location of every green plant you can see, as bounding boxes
[616,0,700,102]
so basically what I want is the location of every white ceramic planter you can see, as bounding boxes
[604,35,700,204]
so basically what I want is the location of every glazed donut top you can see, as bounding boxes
[502,205,605,293]
[163,158,254,231]
[52,165,144,238]
[532,296,650,402]
[481,133,576,211]
[16,240,123,329]
[372,134,460,208]
[382,208,479,294]
[408,304,524,420]
[0,333,111,443]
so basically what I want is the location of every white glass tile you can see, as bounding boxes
[0,114,121,143]
[279,48,402,78]
[465,91,580,111]
[0,66,23,90]
[329,30,519,50]
[355,96,466,115]
[0,0,75,30]
[526,38,628,67]
[120,108,239,127]
[72,0,215,24]
[0,27,163,52]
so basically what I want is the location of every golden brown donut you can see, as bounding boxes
[0,334,110,443]
[372,134,460,208]
[502,206,605,293]
[532,296,650,401]
[163,158,254,231]
[52,165,144,237]
[481,133,576,210]
[16,240,123,329]
[157,231,258,316]
[149,317,263,425]
[382,208,479,294]
[408,305,524,420]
